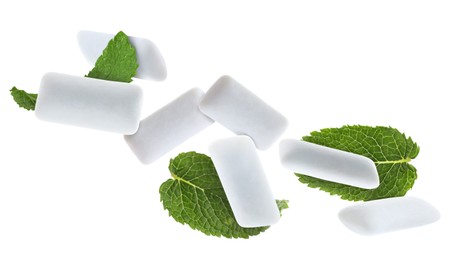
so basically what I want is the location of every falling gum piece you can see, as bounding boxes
[77,30,167,81]
[279,139,380,189]
[208,135,280,228]
[199,75,288,150]
[338,196,440,235]
[35,72,143,134]
[124,88,214,164]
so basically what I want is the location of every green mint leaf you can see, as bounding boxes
[86,31,138,83]
[296,125,419,202]
[10,87,38,111]
[11,31,137,112]
[276,200,289,216]
[160,152,287,239]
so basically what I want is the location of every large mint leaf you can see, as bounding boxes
[86,31,138,83]
[160,152,287,238]
[296,125,419,201]
[10,87,38,111]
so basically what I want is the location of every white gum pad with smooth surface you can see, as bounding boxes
[208,135,280,228]
[35,72,143,134]
[77,30,167,81]
[124,88,214,164]
[279,139,380,189]
[338,196,440,235]
[199,75,288,150]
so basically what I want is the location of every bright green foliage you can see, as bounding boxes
[296,125,419,201]
[86,31,138,82]
[160,152,288,238]
[10,87,38,111]
[11,31,138,111]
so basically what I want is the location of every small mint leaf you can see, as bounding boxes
[86,31,138,83]
[10,87,38,111]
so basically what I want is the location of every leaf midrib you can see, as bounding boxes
[170,171,205,192]
[374,157,411,164]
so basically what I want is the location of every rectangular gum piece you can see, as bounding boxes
[124,88,214,164]
[199,76,288,150]
[338,196,440,235]
[77,30,167,81]
[279,139,380,189]
[208,135,280,228]
[35,72,143,134]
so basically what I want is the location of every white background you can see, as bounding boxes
[0,0,457,259]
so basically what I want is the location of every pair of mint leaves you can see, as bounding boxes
[164,125,418,238]
[8,31,420,238]
[10,31,138,111]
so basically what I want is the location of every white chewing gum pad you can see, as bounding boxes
[199,76,288,150]
[208,135,280,228]
[77,30,167,81]
[279,139,379,189]
[35,72,143,134]
[124,88,214,164]
[338,196,440,235]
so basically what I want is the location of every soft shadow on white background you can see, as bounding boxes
[0,1,456,259]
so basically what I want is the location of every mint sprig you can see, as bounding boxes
[296,125,419,201]
[11,30,138,111]
[160,152,288,238]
